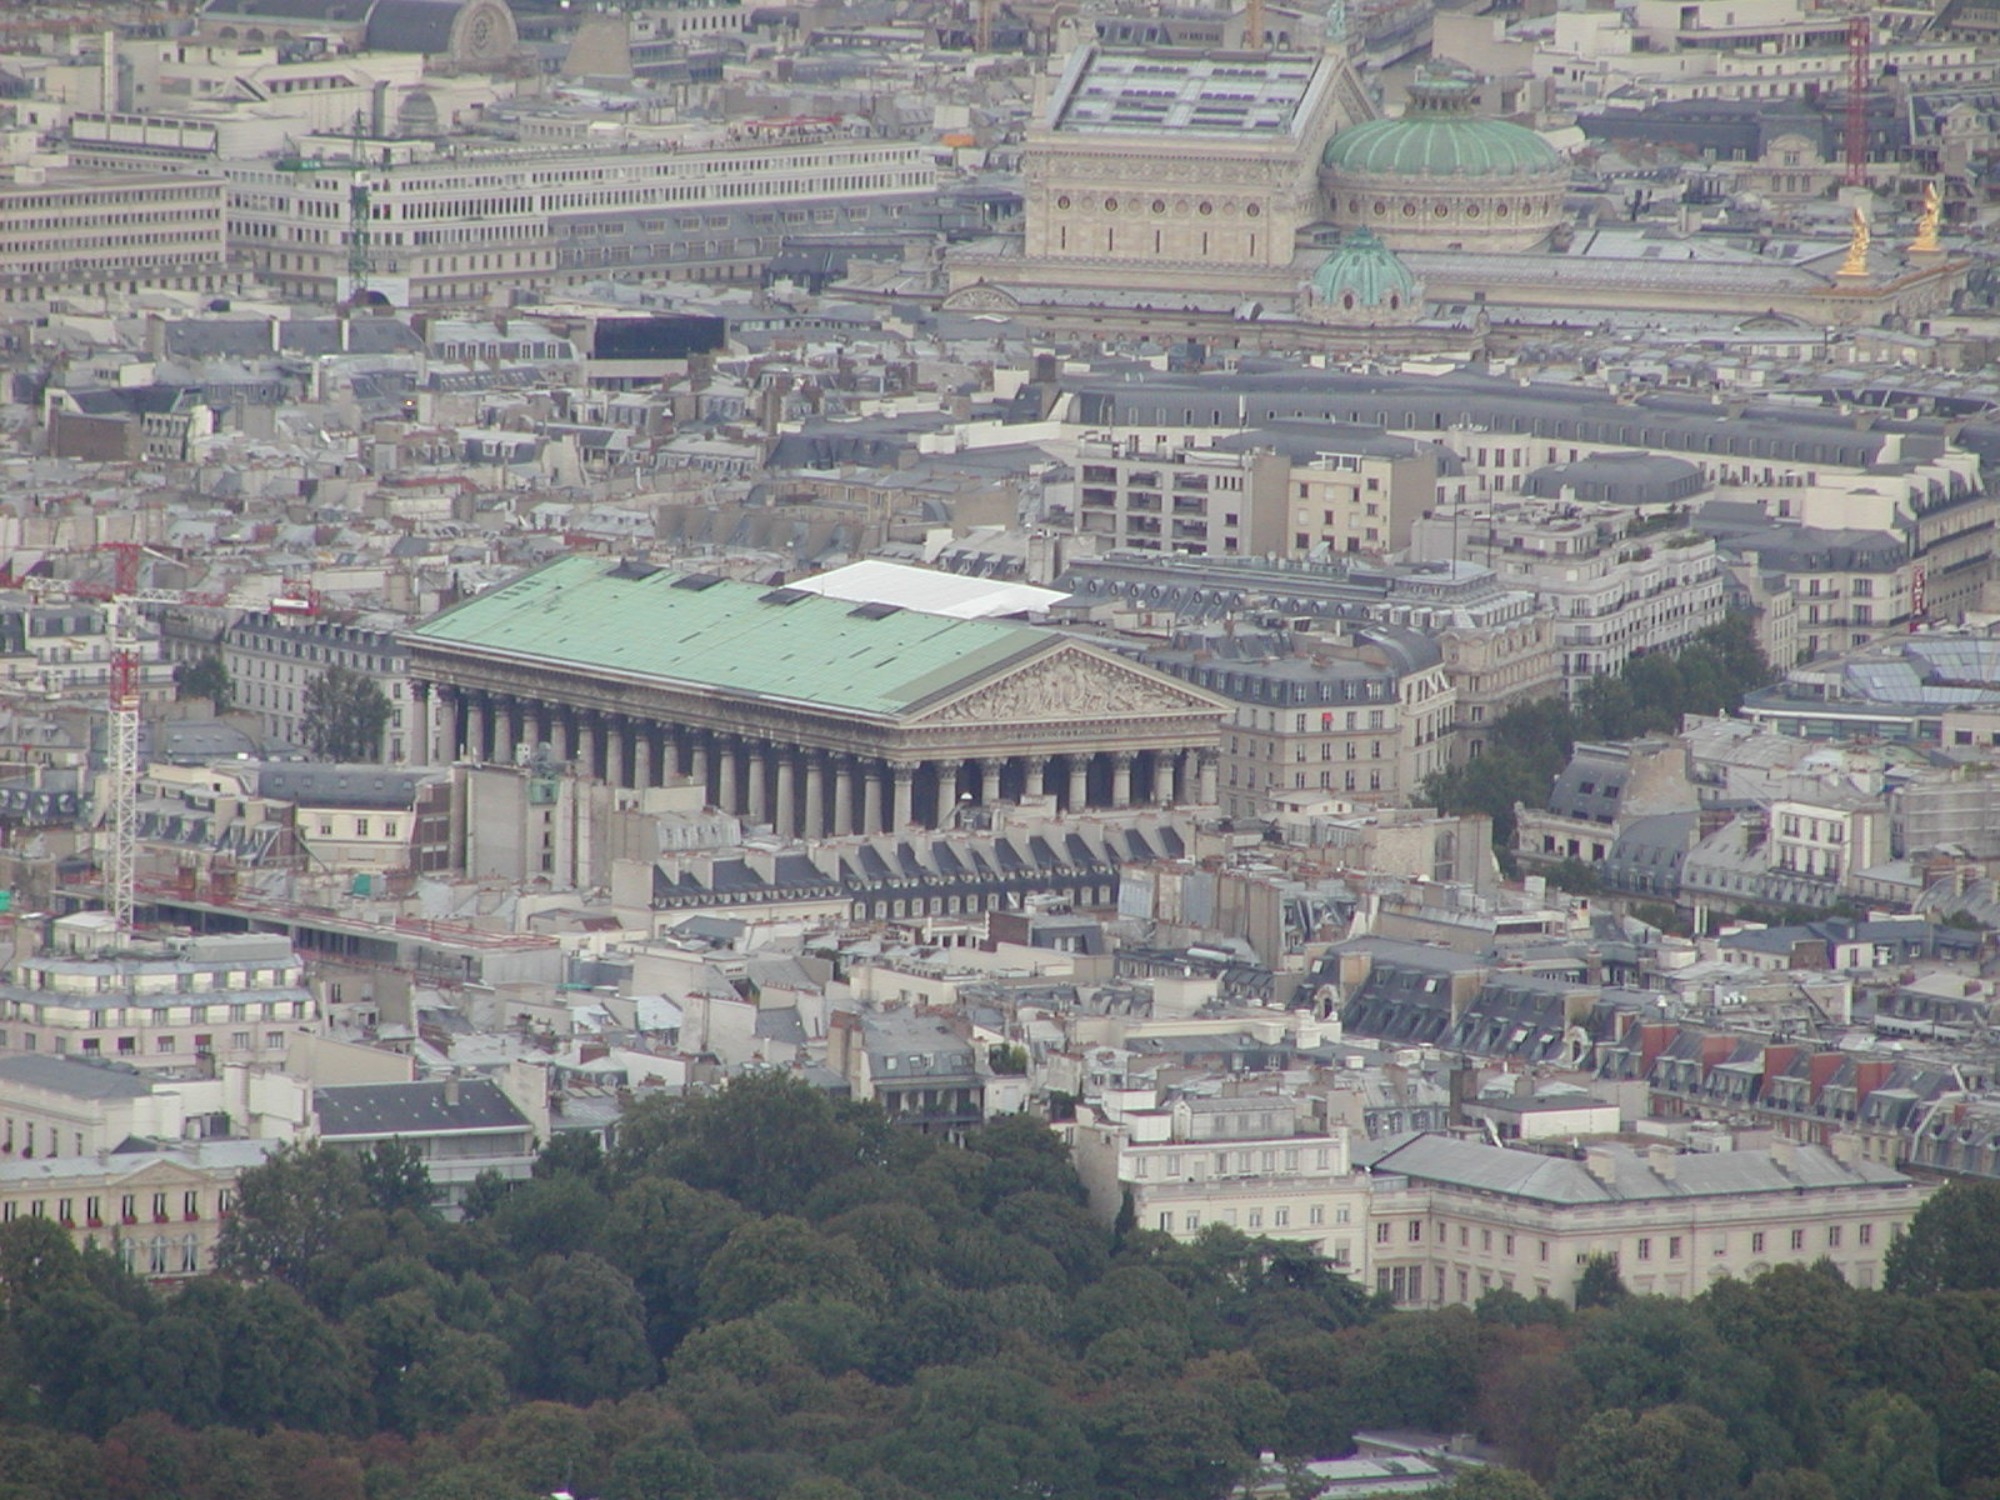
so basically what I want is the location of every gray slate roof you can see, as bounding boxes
[0,1054,154,1100]
[313,1078,529,1138]
[1363,1132,1906,1204]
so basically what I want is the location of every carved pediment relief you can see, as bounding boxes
[943,283,1023,313]
[915,646,1222,727]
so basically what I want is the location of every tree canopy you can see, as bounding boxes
[1422,613,1774,858]
[0,1078,1990,1500]
[300,665,391,762]
[173,655,233,713]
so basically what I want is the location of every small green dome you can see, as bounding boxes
[1310,227,1420,309]
[1321,67,1562,178]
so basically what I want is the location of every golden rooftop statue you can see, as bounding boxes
[1910,181,1942,254]
[1836,205,1871,279]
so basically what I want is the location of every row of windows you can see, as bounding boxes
[1375,1218,1882,1256]
[1136,1147,1337,1177]
[1164,1204,1339,1234]
[0,1189,221,1223]
[0,1029,290,1060]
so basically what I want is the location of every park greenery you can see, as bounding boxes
[1420,613,1775,861]
[1,1076,1999,1500]
[173,654,234,715]
[300,665,393,763]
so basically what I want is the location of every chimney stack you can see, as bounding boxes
[443,1073,460,1107]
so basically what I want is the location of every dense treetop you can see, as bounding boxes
[1,1078,1997,1500]
[1422,612,1775,862]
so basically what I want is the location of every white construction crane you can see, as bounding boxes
[102,589,184,938]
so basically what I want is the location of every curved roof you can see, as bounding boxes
[1522,451,1705,505]
[365,0,462,53]
[1322,112,1563,178]
[1310,227,1421,308]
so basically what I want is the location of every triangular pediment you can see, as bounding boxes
[909,643,1227,727]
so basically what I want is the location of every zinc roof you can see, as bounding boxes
[405,555,1051,720]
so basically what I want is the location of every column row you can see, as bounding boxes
[430,688,1219,836]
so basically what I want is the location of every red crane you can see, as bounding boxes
[1846,16,1870,188]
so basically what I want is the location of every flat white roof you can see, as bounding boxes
[1053,47,1324,136]
[790,560,1071,620]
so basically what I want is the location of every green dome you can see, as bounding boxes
[1310,227,1420,309]
[1321,69,1562,178]
[1321,113,1563,177]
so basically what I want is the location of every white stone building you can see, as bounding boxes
[1071,1093,1373,1274]
[1359,1134,1924,1306]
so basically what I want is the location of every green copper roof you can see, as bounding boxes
[1310,227,1421,307]
[405,555,1050,720]
[1320,114,1563,178]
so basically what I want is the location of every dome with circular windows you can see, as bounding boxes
[1301,227,1423,325]
[1318,61,1568,252]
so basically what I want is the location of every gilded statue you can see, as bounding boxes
[1836,205,1870,279]
[1910,181,1942,254]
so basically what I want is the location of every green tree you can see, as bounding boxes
[604,1431,719,1500]
[532,1131,607,1187]
[1884,1179,2000,1294]
[174,654,234,713]
[507,1253,656,1405]
[395,1328,512,1436]
[614,1073,891,1215]
[214,1142,370,1289]
[300,665,390,762]
[1939,1367,2000,1491]
[1744,1471,1838,1500]
[0,1215,91,1312]
[1553,1404,1744,1500]
[1434,1471,1552,1500]
[697,1215,888,1323]
[1477,1340,1593,1482]
[850,1365,1098,1500]
[1574,1254,1628,1310]
[358,1139,435,1218]
[598,1175,750,1357]
[487,1173,608,1261]
[1827,1390,1944,1500]
[0,1426,105,1500]
[215,1281,361,1433]
[1087,1385,1251,1500]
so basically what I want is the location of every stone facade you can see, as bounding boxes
[1012,42,1370,292]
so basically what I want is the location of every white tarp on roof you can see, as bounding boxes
[789,559,1070,620]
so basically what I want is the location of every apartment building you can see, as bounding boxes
[0,167,230,305]
[1768,778,1890,886]
[0,1051,309,1162]
[1217,426,1440,560]
[0,1137,274,1281]
[1072,441,1288,558]
[0,599,174,702]
[1722,528,1916,661]
[1437,608,1562,762]
[1360,1134,1924,1306]
[1413,500,1727,694]
[0,927,318,1072]
[1068,426,1439,562]
[223,612,414,762]
[257,764,454,875]
[1147,626,1457,820]
[224,130,937,304]
[314,1072,541,1212]
[1071,1094,1372,1273]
